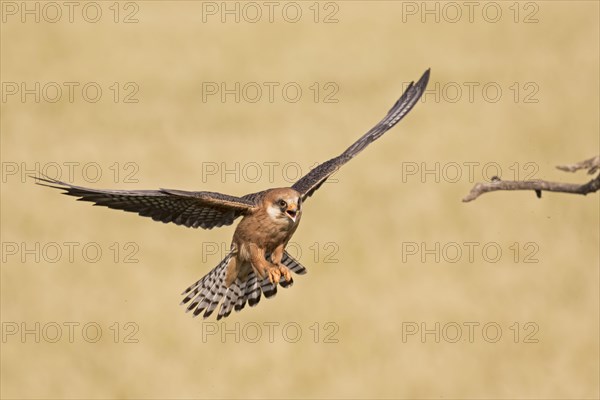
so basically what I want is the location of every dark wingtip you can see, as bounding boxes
[416,68,431,91]
[31,174,70,189]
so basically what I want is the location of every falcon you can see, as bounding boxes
[35,69,430,320]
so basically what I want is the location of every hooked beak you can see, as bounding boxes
[285,204,298,222]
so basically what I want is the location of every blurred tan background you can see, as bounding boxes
[1,1,599,399]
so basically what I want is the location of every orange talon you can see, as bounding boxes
[278,265,292,282]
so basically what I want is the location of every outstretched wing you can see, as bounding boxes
[34,176,259,229]
[292,69,430,201]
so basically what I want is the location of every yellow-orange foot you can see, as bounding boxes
[266,265,282,285]
[278,264,292,283]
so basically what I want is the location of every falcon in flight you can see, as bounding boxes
[35,69,430,320]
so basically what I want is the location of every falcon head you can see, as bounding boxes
[264,188,302,224]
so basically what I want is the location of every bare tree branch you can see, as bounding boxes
[556,155,599,174]
[463,156,600,202]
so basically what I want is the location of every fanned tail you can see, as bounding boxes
[180,251,308,320]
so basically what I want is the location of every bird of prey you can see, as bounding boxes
[35,69,430,320]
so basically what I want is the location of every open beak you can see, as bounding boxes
[285,204,298,222]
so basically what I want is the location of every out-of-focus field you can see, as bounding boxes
[1,1,598,399]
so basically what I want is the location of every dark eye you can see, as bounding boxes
[278,199,287,208]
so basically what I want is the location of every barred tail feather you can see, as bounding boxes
[233,279,250,312]
[201,266,228,318]
[180,253,232,311]
[246,276,262,307]
[261,277,278,298]
[181,250,309,319]
[281,251,307,275]
[217,281,243,320]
